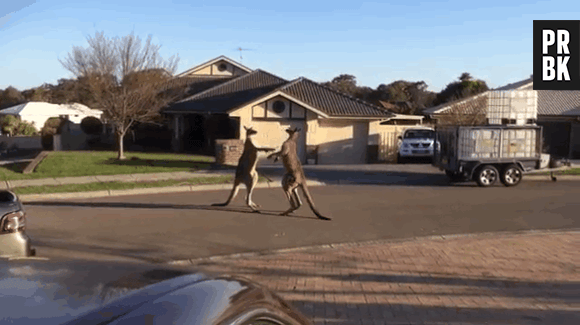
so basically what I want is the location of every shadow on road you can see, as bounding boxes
[257,166,475,188]
[24,201,322,220]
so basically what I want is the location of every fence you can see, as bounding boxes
[0,135,42,150]
[376,130,402,162]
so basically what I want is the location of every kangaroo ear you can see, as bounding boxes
[244,126,249,131]
[296,128,301,132]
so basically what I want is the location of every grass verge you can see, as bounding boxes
[12,176,270,195]
[535,168,580,176]
[1,151,215,181]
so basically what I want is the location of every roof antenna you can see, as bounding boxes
[235,47,254,61]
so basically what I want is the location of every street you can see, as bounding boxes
[23,168,580,263]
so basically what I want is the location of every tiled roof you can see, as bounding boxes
[494,77,533,91]
[279,78,392,118]
[159,75,232,92]
[423,92,488,115]
[538,90,580,116]
[165,69,288,113]
[424,76,580,117]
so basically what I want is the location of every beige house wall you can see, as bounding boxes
[229,98,380,164]
[230,101,309,163]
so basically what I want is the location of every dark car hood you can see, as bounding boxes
[0,259,311,325]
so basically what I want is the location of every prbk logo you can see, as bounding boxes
[533,20,580,90]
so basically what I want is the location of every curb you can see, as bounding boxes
[167,228,580,266]
[18,180,329,202]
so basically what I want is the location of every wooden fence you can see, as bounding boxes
[376,130,402,162]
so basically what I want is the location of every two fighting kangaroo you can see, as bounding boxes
[268,127,331,221]
[212,126,275,212]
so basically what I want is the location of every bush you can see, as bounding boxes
[0,115,38,136]
[41,117,67,150]
[80,116,103,135]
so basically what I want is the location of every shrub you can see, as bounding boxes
[41,117,67,150]
[0,115,38,136]
[80,116,103,135]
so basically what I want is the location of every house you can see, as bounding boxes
[163,56,393,164]
[0,102,103,132]
[423,77,580,159]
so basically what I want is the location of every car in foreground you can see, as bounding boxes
[397,127,435,163]
[0,259,312,325]
[0,190,35,258]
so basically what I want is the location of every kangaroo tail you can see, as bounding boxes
[300,183,331,221]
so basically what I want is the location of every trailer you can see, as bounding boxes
[433,125,570,187]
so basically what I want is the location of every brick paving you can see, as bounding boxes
[180,231,579,325]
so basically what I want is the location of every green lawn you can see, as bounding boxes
[536,167,580,175]
[0,151,216,180]
[13,175,270,195]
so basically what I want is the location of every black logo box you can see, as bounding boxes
[533,20,580,90]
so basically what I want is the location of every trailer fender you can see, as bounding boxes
[467,162,483,180]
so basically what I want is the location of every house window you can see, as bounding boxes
[272,100,286,114]
[217,63,227,72]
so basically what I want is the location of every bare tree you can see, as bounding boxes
[60,31,179,159]
[436,93,488,126]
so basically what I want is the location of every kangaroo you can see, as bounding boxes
[212,126,275,212]
[267,127,331,221]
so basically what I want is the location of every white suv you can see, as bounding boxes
[397,127,435,163]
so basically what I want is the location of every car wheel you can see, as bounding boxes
[500,164,522,187]
[475,165,498,187]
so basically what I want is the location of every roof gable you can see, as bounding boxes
[166,70,288,114]
[175,56,252,78]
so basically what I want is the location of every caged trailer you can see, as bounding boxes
[433,125,571,187]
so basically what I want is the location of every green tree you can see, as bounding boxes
[22,85,52,102]
[435,73,489,105]
[323,74,359,97]
[0,86,25,110]
[60,31,179,159]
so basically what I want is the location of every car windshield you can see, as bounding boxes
[404,130,434,139]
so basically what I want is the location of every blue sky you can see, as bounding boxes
[1,0,579,93]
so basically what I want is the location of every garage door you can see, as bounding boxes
[317,121,369,165]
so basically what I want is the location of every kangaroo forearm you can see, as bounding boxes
[268,151,282,159]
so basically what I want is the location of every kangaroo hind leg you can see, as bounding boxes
[245,173,261,212]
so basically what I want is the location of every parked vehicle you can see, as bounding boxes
[433,125,569,187]
[0,190,35,257]
[0,259,312,325]
[397,127,435,163]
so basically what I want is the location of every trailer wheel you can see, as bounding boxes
[500,164,522,187]
[475,165,498,187]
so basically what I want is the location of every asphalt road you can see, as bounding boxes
[22,165,580,263]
